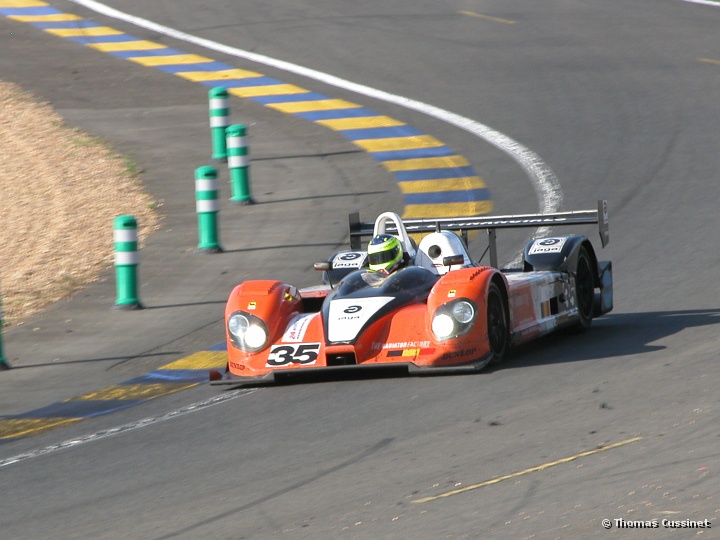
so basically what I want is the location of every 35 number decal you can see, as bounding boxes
[266,343,321,366]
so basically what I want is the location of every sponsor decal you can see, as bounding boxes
[404,217,576,231]
[282,313,314,342]
[337,305,362,321]
[284,287,298,302]
[328,297,394,342]
[386,348,436,358]
[448,289,457,298]
[540,300,551,319]
[529,237,567,255]
[376,340,431,350]
[332,251,367,269]
[247,301,257,310]
[441,347,478,360]
[266,343,321,367]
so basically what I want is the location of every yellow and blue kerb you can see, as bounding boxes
[0,345,228,441]
[0,0,493,218]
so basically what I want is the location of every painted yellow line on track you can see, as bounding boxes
[128,53,214,66]
[160,350,227,370]
[0,349,226,441]
[176,68,264,81]
[398,177,486,195]
[315,116,405,130]
[412,436,643,503]
[267,99,362,113]
[404,200,493,218]
[228,84,309,98]
[0,0,44,5]
[45,26,122,37]
[0,418,83,440]
[8,13,80,21]
[67,383,197,401]
[353,135,445,153]
[459,11,516,25]
[699,58,720,65]
[89,40,167,52]
[383,155,470,172]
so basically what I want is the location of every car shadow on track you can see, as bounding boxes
[497,308,720,370]
[6,351,183,370]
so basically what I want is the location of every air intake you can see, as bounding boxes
[327,353,357,366]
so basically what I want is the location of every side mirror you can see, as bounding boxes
[442,254,464,267]
[314,262,331,272]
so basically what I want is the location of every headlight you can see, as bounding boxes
[452,301,475,324]
[432,313,455,340]
[227,311,269,352]
[432,299,477,341]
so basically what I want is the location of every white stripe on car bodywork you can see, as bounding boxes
[328,296,394,342]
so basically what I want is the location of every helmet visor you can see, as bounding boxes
[368,245,401,267]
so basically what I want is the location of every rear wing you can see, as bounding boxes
[349,200,609,268]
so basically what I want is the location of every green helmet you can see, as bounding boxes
[368,234,403,273]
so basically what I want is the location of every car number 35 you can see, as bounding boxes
[266,343,321,366]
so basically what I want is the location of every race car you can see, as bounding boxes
[211,201,612,385]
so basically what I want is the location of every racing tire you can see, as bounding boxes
[487,283,510,364]
[574,246,595,331]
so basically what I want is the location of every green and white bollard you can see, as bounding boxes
[209,87,230,162]
[114,215,143,310]
[226,124,255,205]
[195,166,223,254]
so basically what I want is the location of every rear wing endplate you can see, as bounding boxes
[349,200,609,268]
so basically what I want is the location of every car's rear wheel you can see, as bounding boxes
[487,283,509,364]
[575,246,595,331]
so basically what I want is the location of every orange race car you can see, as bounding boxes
[211,202,612,385]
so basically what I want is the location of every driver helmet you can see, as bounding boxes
[368,234,403,273]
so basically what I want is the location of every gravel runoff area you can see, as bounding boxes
[0,81,160,326]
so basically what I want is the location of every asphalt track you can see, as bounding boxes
[0,0,506,435]
[2,1,720,539]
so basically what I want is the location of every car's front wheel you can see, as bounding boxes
[487,282,510,364]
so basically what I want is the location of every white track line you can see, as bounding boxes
[0,389,255,468]
[68,0,562,217]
